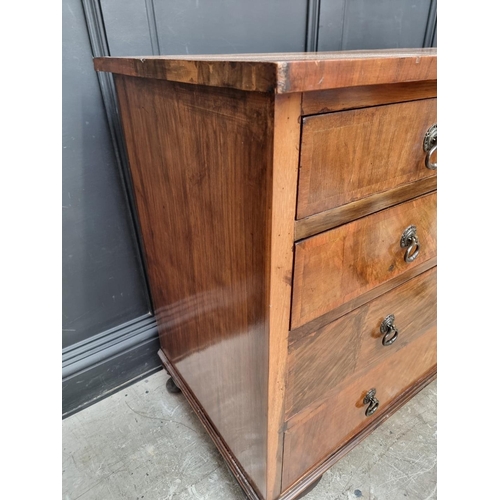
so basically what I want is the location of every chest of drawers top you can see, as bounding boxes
[94,48,436,93]
[95,49,437,500]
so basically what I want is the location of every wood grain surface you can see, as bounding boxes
[114,75,274,496]
[100,50,439,500]
[295,176,437,240]
[289,256,436,343]
[281,330,437,489]
[158,351,262,500]
[266,93,302,499]
[301,80,437,115]
[279,369,436,499]
[291,192,437,329]
[94,49,436,94]
[297,99,437,219]
[286,268,436,417]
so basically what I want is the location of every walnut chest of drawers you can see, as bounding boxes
[95,49,437,500]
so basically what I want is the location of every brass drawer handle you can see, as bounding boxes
[363,388,379,417]
[423,124,437,170]
[400,225,420,263]
[380,314,399,346]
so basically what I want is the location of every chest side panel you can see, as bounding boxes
[114,75,274,497]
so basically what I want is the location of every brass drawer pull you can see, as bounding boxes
[400,225,420,263]
[380,314,399,346]
[363,388,379,417]
[423,124,437,170]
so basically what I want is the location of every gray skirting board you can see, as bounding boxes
[62,314,161,418]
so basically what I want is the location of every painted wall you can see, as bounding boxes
[62,0,437,417]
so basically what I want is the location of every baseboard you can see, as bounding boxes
[62,314,161,418]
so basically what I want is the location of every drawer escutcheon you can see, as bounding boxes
[400,225,420,263]
[363,388,380,417]
[423,124,438,170]
[380,314,399,346]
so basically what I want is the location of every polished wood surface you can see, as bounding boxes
[282,331,437,489]
[291,192,437,329]
[266,93,302,500]
[297,99,437,219]
[279,369,436,499]
[283,50,436,93]
[94,49,436,94]
[287,268,436,417]
[114,75,274,496]
[158,351,261,500]
[295,176,437,240]
[289,256,436,343]
[301,80,437,115]
[96,51,438,500]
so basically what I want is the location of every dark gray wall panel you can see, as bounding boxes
[63,0,436,416]
[316,0,346,52]
[423,0,437,48]
[100,0,157,56]
[62,0,150,349]
[305,0,321,52]
[153,0,308,55]
[318,0,432,51]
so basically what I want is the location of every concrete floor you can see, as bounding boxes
[63,370,436,500]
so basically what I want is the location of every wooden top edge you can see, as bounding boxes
[94,49,437,93]
[94,48,437,63]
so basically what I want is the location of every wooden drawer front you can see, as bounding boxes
[282,329,437,490]
[297,99,436,220]
[286,267,436,418]
[291,192,436,329]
